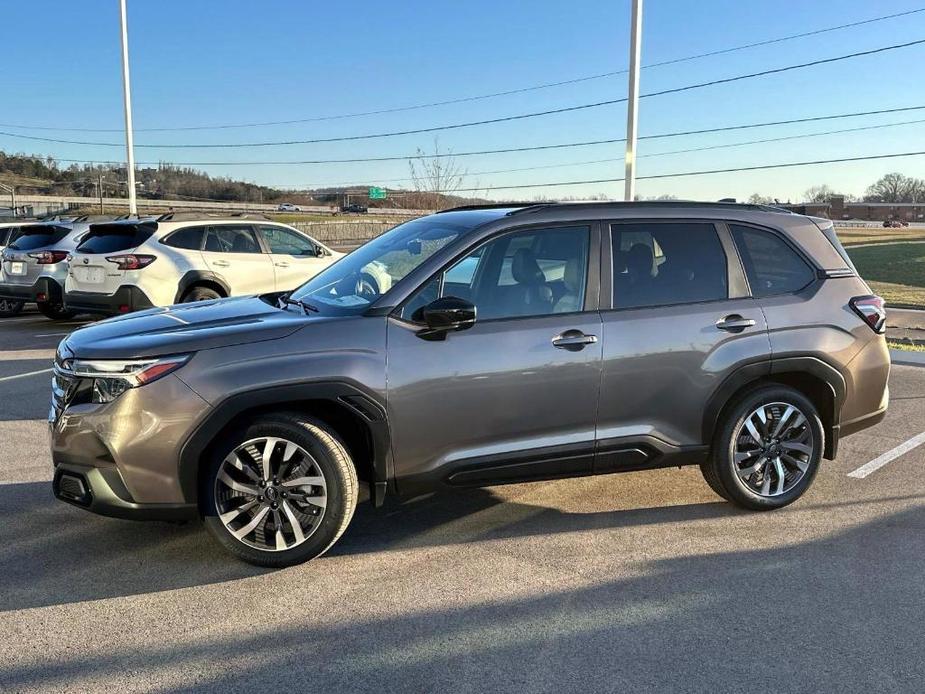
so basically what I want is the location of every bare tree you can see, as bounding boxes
[407,139,469,209]
[747,193,775,205]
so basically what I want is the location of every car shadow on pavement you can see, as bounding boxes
[0,482,265,612]
[0,478,743,612]
[3,503,924,693]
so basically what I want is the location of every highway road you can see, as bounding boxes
[1,311,923,693]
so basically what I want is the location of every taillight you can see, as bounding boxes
[28,250,69,264]
[850,295,886,333]
[105,254,156,270]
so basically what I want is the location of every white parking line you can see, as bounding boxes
[848,431,925,479]
[0,368,52,383]
[33,333,70,338]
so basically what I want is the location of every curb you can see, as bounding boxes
[890,349,925,367]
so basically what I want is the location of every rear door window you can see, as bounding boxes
[204,225,262,253]
[611,222,728,309]
[730,225,815,297]
[8,225,71,250]
[77,223,155,254]
[163,226,205,250]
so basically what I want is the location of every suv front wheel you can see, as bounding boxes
[202,413,358,567]
[702,385,823,511]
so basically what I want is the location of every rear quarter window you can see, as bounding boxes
[730,225,815,297]
[162,226,205,250]
[8,225,70,250]
[77,223,155,254]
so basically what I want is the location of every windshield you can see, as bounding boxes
[288,215,474,316]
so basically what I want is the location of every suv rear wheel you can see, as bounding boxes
[202,413,358,567]
[702,385,823,511]
[37,301,75,320]
[181,286,222,303]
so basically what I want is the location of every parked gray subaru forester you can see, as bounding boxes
[50,202,890,566]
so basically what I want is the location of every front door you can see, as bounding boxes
[596,220,770,468]
[257,225,330,291]
[386,223,603,493]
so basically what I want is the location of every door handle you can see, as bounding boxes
[715,314,756,332]
[274,262,290,268]
[212,260,231,268]
[552,330,598,351]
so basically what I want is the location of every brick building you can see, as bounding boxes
[784,195,925,222]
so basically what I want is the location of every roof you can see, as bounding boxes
[439,200,794,216]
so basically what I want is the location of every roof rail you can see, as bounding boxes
[435,203,538,214]
[156,211,271,223]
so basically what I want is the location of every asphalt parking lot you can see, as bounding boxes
[1,311,924,693]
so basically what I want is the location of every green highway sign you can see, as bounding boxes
[368,186,388,200]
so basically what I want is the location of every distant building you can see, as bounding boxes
[784,195,925,222]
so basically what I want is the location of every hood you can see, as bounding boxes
[63,295,312,360]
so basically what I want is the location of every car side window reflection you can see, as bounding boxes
[402,226,590,321]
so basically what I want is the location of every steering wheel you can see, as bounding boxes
[355,272,380,298]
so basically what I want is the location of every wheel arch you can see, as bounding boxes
[174,271,230,303]
[178,382,391,509]
[702,357,846,460]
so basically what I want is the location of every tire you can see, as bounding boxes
[181,286,222,303]
[700,385,824,511]
[202,412,358,567]
[36,301,75,320]
[0,299,24,317]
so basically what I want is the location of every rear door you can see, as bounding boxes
[201,224,274,295]
[596,220,770,466]
[256,224,330,291]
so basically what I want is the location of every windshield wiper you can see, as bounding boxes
[282,297,320,315]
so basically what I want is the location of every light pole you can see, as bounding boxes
[119,0,138,215]
[624,0,643,201]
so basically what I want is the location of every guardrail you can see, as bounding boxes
[12,194,433,217]
[291,218,416,247]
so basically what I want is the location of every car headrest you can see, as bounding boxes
[563,257,581,291]
[626,243,655,278]
[511,248,545,286]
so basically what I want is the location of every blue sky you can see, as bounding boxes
[3,0,925,201]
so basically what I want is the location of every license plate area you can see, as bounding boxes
[9,261,25,276]
[72,266,105,284]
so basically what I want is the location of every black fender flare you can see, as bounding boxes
[701,356,846,452]
[177,381,391,507]
[174,271,231,303]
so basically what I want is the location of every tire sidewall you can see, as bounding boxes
[182,287,222,303]
[0,299,24,317]
[716,386,824,510]
[37,302,75,320]
[201,414,354,567]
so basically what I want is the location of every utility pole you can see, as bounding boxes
[98,174,105,214]
[119,0,138,215]
[624,0,643,201]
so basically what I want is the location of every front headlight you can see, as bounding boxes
[67,354,192,403]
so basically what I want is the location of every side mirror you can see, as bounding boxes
[414,296,476,340]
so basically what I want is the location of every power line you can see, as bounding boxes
[2,38,924,150]
[307,117,925,188]
[14,103,925,167]
[2,7,923,133]
[444,150,925,193]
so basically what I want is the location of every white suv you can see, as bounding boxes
[64,213,343,315]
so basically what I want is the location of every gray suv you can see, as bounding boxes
[49,202,890,566]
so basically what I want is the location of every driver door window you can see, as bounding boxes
[402,225,591,321]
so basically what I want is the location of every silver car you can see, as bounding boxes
[0,216,114,319]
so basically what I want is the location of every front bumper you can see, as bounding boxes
[64,285,154,316]
[53,463,197,521]
[0,276,63,303]
[49,369,212,518]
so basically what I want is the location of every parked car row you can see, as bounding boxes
[0,212,351,319]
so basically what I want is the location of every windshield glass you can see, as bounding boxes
[289,215,475,316]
